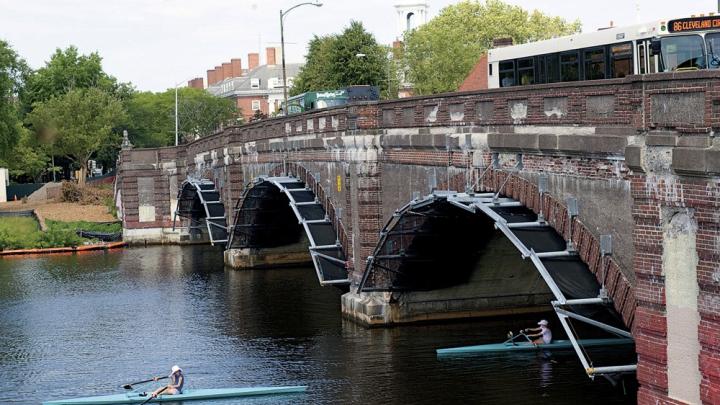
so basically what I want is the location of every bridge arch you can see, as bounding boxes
[359,174,636,377]
[174,178,228,246]
[227,173,350,287]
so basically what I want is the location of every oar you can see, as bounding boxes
[139,386,167,405]
[122,376,167,390]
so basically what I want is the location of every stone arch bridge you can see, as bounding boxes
[116,71,720,404]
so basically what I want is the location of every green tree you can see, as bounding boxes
[21,46,132,113]
[291,21,391,97]
[403,0,581,95]
[26,87,127,185]
[0,39,28,158]
[125,87,238,148]
[5,128,53,182]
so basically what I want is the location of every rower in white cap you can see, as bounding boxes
[524,320,553,345]
[149,365,184,399]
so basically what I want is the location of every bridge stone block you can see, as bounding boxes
[424,104,439,123]
[586,94,615,118]
[475,100,494,121]
[543,96,568,118]
[508,99,528,123]
[651,92,705,126]
[487,132,538,151]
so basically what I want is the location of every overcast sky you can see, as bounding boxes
[1,0,716,92]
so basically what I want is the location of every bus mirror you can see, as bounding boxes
[650,39,661,56]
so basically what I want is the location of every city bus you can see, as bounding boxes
[283,85,380,115]
[487,14,720,88]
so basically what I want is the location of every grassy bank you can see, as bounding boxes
[0,217,121,250]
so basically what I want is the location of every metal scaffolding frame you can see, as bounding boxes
[228,176,350,286]
[358,189,636,378]
[173,178,228,246]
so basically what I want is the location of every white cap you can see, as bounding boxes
[171,365,182,374]
[538,320,549,326]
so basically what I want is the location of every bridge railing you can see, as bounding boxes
[180,70,720,151]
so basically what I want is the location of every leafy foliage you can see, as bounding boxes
[21,46,132,113]
[403,0,581,94]
[0,39,28,158]
[25,87,127,184]
[291,21,391,97]
[125,88,238,148]
[4,127,53,182]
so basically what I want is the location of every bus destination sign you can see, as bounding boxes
[668,16,720,33]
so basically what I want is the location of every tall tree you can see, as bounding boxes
[125,88,238,148]
[26,88,126,185]
[291,21,390,97]
[403,0,581,95]
[0,39,28,158]
[21,46,132,113]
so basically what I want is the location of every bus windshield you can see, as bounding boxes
[706,33,720,69]
[660,35,706,71]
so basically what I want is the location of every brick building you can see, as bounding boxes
[206,47,302,122]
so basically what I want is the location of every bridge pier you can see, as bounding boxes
[224,237,312,269]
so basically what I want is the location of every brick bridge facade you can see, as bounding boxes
[116,71,720,404]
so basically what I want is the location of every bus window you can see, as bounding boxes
[660,35,706,71]
[638,43,646,74]
[538,56,546,83]
[499,60,515,87]
[611,43,633,78]
[706,33,720,69]
[584,48,606,80]
[546,54,560,83]
[518,58,535,85]
[560,51,579,81]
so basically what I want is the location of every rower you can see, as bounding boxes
[524,319,552,345]
[149,365,184,398]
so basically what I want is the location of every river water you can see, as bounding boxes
[0,245,637,404]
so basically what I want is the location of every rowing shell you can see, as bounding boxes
[43,386,308,405]
[436,338,634,356]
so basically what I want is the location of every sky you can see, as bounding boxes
[0,0,717,92]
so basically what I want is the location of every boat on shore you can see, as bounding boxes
[43,386,308,404]
[437,338,634,356]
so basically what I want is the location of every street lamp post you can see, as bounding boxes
[280,2,323,114]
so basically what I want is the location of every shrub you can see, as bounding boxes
[60,181,83,202]
[60,181,113,205]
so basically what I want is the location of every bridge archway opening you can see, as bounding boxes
[228,176,350,287]
[174,179,228,246]
[359,191,634,378]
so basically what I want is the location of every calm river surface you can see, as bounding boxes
[0,245,636,404]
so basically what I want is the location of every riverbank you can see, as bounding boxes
[0,200,121,251]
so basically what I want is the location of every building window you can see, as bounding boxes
[517,57,534,85]
[250,78,260,89]
[499,60,515,87]
[251,100,261,111]
[267,77,279,89]
[560,51,579,82]
[611,42,633,78]
[584,47,606,80]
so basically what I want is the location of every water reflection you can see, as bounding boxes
[0,245,636,404]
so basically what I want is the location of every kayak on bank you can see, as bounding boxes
[43,386,308,405]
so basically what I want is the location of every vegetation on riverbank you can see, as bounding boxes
[0,216,121,250]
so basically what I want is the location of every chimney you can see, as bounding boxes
[188,78,204,89]
[222,62,232,79]
[214,66,223,82]
[207,69,216,86]
[248,53,260,70]
[492,38,514,48]
[266,47,276,66]
[231,58,242,77]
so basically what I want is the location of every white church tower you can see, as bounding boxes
[394,1,429,40]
